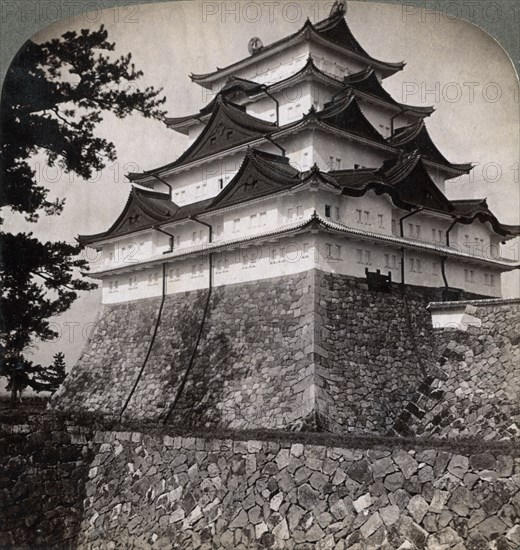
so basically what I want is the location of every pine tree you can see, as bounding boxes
[35,352,67,394]
[0,26,167,403]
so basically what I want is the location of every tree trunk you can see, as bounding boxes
[10,385,18,408]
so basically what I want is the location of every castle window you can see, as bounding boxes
[325,243,341,260]
[250,214,258,228]
[129,276,138,288]
[356,249,371,265]
[216,256,230,273]
[356,209,362,223]
[464,269,475,283]
[391,219,397,235]
[226,130,233,139]
[384,254,397,269]
[215,223,223,241]
[409,258,422,273]
[432,228,443,243]
[302,242,310,257]
[109,280,119,293]
[364,211,370,225]
[168,269,180,281]
[287,207,294,220]
[484,273,495,287]
[409,224,421,239]
[377,214,384,228]
[218,178,224,190]
[325,205,331,218]
[335,207,340,221]
[260,212,267,225]
[233,219,240,232]
[432,262,440,276]
[270,247,283,263]
[297,206,303,218]
[329,156,341,170]
[148,272,159,286]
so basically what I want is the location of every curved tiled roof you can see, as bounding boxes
[190,9,404,86]
[344,67,434,116]
[389,120,473,174]
[129,97,277,181]
[77,187,179,246]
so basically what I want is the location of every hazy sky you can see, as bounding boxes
[3,0,519,372]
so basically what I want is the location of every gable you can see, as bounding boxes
[210,151,300,210]
[174,99,276,167]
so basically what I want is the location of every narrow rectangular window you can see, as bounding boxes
[297,206,303,218]
[416,225,421,239]
[218,178,224,190]
[364,211,370,224]
[377,214,384,228]
[364,250,371,265]
[384,254,389,268]
[260,212,267,225]
[356,209,362,223]
[391,219,397,235]
[356,249,363,264]
[234,219,240,232]
[335,207,340,221]
[287,207,294,219]
[325,205,331,218]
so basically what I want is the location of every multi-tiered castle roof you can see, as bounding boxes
[80,2,520,302]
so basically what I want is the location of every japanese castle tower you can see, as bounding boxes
[58,2,520,427]
[80,2,519,303]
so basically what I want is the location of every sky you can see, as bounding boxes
[3,0,519,374]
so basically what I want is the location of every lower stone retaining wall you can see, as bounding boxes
[0,410,94,548]
[80,430,520,550]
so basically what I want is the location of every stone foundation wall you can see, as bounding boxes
[52,298,162,415]
[394,301,520,440]
[313,272,443,435]
[79,430,520,550]
[53,270,491,436]
[0,410,93,548]
[126,272,315,429]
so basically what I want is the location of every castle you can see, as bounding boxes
[78,3,519,303]
[54,2,519,432]
[6,5,520,548]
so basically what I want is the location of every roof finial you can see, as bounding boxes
[329,0,346,17]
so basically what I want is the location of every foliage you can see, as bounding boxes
[0,26,166,401]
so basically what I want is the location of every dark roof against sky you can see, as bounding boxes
[390,121,473,173]
[344,67,434,116]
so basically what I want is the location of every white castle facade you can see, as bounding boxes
[80,3,520,304]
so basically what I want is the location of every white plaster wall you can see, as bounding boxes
[313,131,391,170]
[452,220,494,259]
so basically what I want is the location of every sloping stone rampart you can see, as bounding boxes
[392,301,520,440]
[53,270,496,436]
